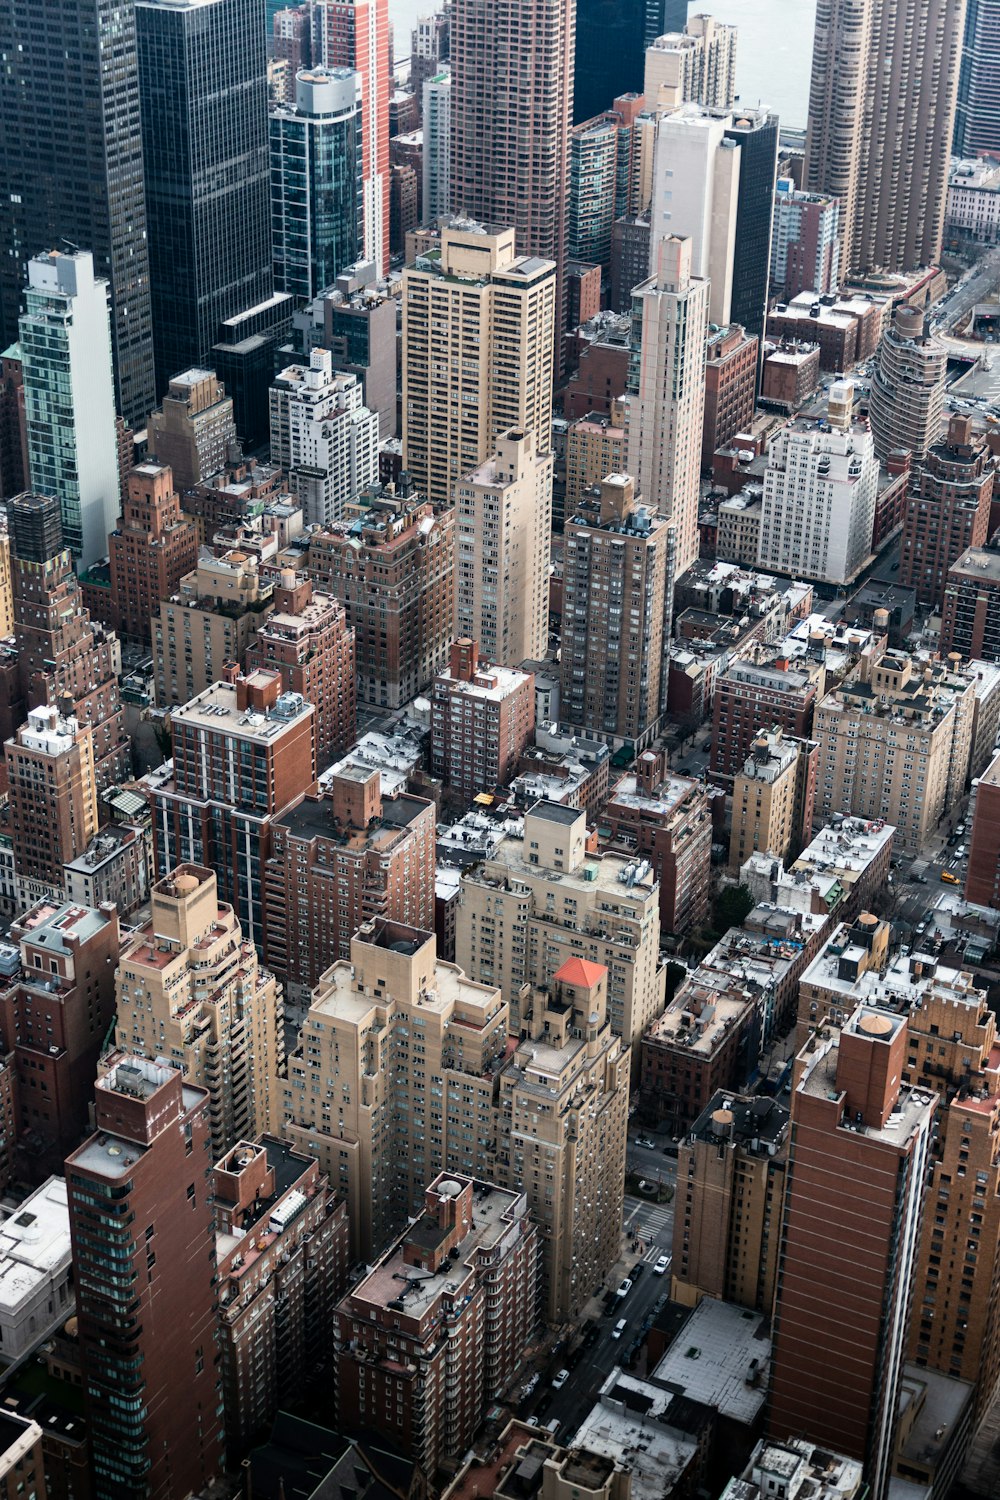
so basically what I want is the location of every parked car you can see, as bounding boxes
[956,845,967,859]
[551,1369,569,1390]
[631,1262,645,1279]
[616,1278,633,1299]
[635,1136,655,1149]
[612,1318,628,1339]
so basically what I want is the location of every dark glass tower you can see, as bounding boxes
[136,0,274,399]
[0,0,156,429]
[574,0,646,123]
[725,110,779,351]
[954,1,1000,158]
[645,0,688,46]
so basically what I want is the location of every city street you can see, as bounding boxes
[931,245,1000,336]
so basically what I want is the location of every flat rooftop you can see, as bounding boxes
[950,545,1000,582]
[171,679,312,743]
[0,1179,71,1313]
[606,771,700,821]
[689,1091,789,1152]
[573,1371,700,1500]
[797,1019,937,1145]
[17,902,109,954]
[652,1300,771,1425]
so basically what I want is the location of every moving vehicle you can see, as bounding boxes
[612,1318,628,1339]
[551,1369,569,1390]
[635,1136,655,1149]
[941,870,960,884]
[654,1255,670,1275]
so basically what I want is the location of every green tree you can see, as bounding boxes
[714,883,754,933]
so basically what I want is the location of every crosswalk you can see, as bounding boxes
[624,1198,674,1251]
[642,1244,670,1266]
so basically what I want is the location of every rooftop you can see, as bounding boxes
[17,902,110,955]
[605,771,701,821]
[652,1300,771,1425]
[797,1017,938,1145]
[688,1091,789,1153]
[0,1179,71,1315]
[572,1371,700,1500]
[171,679,312,743]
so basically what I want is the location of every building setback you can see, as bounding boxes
[153,549,275,706]
[109,463,199,646]
[6,708,98,897]
[900,414,995,611]
[148,369,238,491]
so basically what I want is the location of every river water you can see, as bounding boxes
[389,0,817,130]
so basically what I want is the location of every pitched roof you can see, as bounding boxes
[554,956,607,988]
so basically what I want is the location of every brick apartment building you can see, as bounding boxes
[900,415,995,610]
[702,324,758,470]
[711,652,823,783]
[430,640,535,803]
[109,461,198,644]
[941,543,1000,662]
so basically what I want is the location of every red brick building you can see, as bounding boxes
[562,317,631,420]
[966,751,1000,908]
[900,415,995,610]
[109,462,198,644]
[602,750,712,938]
[760,342,821,410]
[711,652,823,782]
[641,970,760,1134]
[702,324,758,471]
[940,544,1000,662]
[431,641,535,803]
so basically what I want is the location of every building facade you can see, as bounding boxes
[900,414,995,610]
[148,368,238,491]
[6,709,98,894]
[729,730,818,873]
[270,350,378,527]
[954,0,1000,160]
[153,549,275,705]
[869,305,948,464]
[430,641,535,802]
[109,463,199,645]
[771,181,842,300]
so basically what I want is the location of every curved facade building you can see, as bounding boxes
[955,0,1000,158]
[868,304,947,463]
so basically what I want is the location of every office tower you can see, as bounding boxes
[805,0,965,275]
[115,864,283,1158]
[148,370,238,492]
[643,16,737,113]
[153,550,275,705]
[703,324,758,470]
[0,900,118,1178]
[309,483,455,707]
[900,414,995,609]
[323,281,398,438]
[276,920,508,1256]
[211,295,295,447]
[109,463,199,645]
[672,1091,789,1313]
[647,0,689,44]
[711,652,825,784]
[574,0,644,123]
[561,475,671,742]
[649,107,739,324]
[771,180,842,300]
[955,1,1000,157]
[813,645,975,854]
[310,0,391,274]
[65,1056,223,1499]
[455,800,665,1055]
[402,220,556,507]
[455,429,552,666]
[725,110,779,350]
[270,350,378,526]
[869,306,948,463]
[430,641,535,801]
[422,69,452,225]
[758,382,879,585]
[0,349,28,503]
[411,8,451,108]
[263,768,434,998]
[0,0,155,428]
[6,708,97,895]
[147,670,316,946]
[333,1173,537,1477]
[450,0,572,303]
[270,67,363,301]
[18,253,120,569]
[729,731,818,874]
[497,959,629,1321]
[136,0,273,393]
[625,236,709,620]
[214,1137,349,1462]
[769,1011,934,1500]
[602,749,712,936]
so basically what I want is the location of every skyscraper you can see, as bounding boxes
[270,67,363,300]
[136,0,274,398]
[643,16,737,113]
[573,0,645,124]
[869,305,948,464]
[270,350,378,526]
[0,0,155,428]
[422,68,452,226]
[955,1,1000,158]
[725,110,779,351]
[6,706,98,895]
[649,105,740,327]
[109,462,199,645]
[19,252,121,569]
[805,0,965,275]
[900,413,995,609]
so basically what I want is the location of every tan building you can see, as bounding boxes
[455,429,552,667]
[115,864,283,1159]
[0,521,12,639]
[644,15,738,113]
[455,801,665,1066]
[147,367,237,491]
[564,408,626,520]
[561,474,671,744]
[6,705,97,894]
[812,643,976,853]
[729,729,818,872]
[717,491,763,568]
[274,918,508,1259]
[402,219,556,507]
[497,958,629,1322]
[672,1091,789,1315]
[153,548,275,705]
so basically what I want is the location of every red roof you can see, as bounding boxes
[554,956,607,988]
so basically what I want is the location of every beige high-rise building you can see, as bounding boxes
[643,16,738,113]
[497,957,629,1322]
[564,405,626,520]
[729,730,818,873]
[455,428,552,666]
[274,918,509,1259]
[805,0,965,275]
[455,800,665,1071]
[115,864,283,1159]
[402,219,556,507]
[153,548,275,705]
[147,368,237,491]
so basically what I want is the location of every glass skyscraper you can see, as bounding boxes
[725,110,779,352]
[954,0,1000,158]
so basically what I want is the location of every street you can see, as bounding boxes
[930,245,1000,337]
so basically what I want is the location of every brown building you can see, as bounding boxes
[765,303,860,374]
[108,462,198,645]
[941,542,1000,662]
[390,160,420,257]
[0,347,28,502]
[214,1135,349,1462]
[562,315,631,420]
[263,767,435,999]
[333,1173,538,1479]
[246,570,355,765]
[564,409,626,519]
[154,549,276,706]
[6,707,97,894]
[967,749,1000,907]
[672,1091,789,1315]
[310,482,455,708]
[147,368,237,492]
[640,970,760,1135]
[0,1415,45,1500]
[760,341,821,410]
[900,415,995,610]
[602,750,712,938]
[702,324,758,472]
[711,652,823,784]
[180,457,285,546]
[65,1055,224,1500]
[729,730,818,873]
[768,1011,935,1500]
[430,641,535,803]
[0,899,118,1179]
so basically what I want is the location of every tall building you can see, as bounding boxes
[711,651,824,784]
[0,347,28,503]
[649,106,740,326]
[0,0,155,427]
[109,463,199,645]
[900,414,995,609]
[724,109,779,351]
[115,864,283,1159]
[771,180,842,300]
[625,236,709,620]
[565,409,627,519]
[270,350,378,526]
[270,67,363,300]
[411,8,451,108]
[153,550,276,705]
[422,68,452,225]
[703,323,758,469]
[6,707,97,896]
[497,959,629,1321]
[402,220,556,508]
[729,730,818,874]
[567,115,621,275]
[561,475,671,743]
[941,543,1000,662]
[804,0,965,275]
[455,429,552,666]
[147,369,238,491]
[769,1011,934,1500]
[19,252,120,568]
[869,305,948,463]
[136,0,273,398]
[323,282,398,438]
[430,641,535,802]
[310,0,392,274]
[574,0,645,123]
[450,0,572,326]
[955,0,1000,157]
[455,800,665,1058]
[65,1056,224,1499]
[643,17,737,113]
